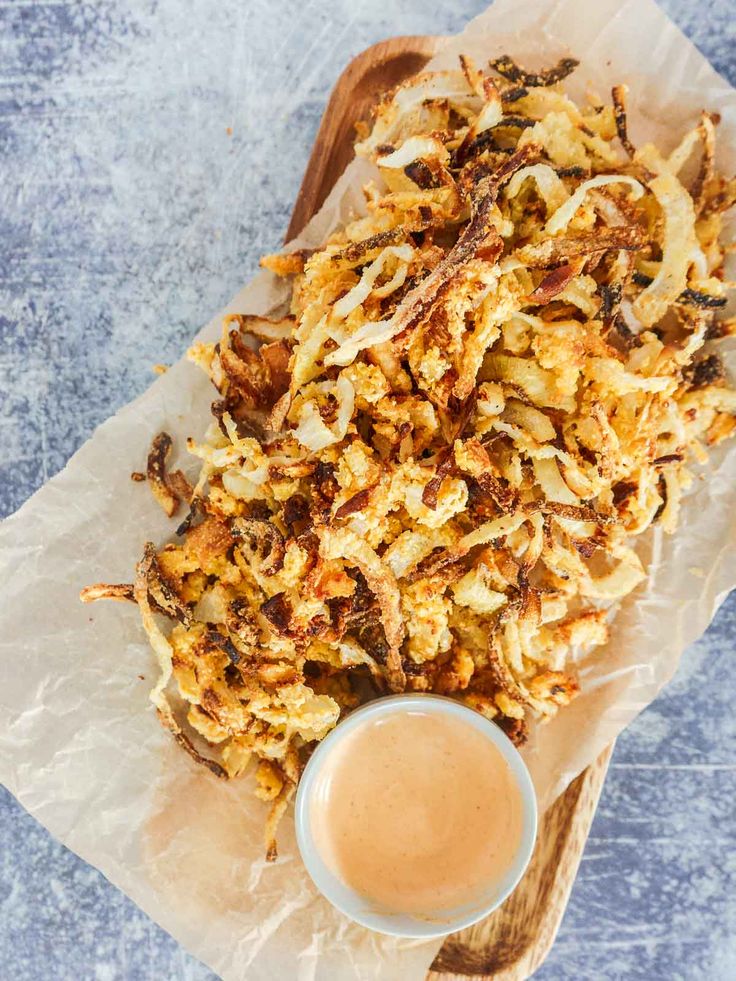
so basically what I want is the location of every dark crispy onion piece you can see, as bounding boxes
[331,228,407,265]
[501,85,528,103]
[220,336,291,410]
[231,517,285,575]
[311,461,340,521]
[404,159,443,190]
[407,544,468,583]
[705,317,735,341]
[702,175,736,217]
[490,54,579,87]
[261,593,293,636]
[472,143,542,201]
[611,312,635,345]
[691,113,717,214]
[546,503,601,523]
[205,628,243,667]
[166,469,194,504]
[527,262,579,304]
[144,550,193,626]
[134,544,226,779]
[678,288,727,310]
[167,720,229,779]
[632,271,653,287]
[442,391,478,443]
[599,283,623,327]
[147,432,179,517]
[558,165,588,178]
[458,117,536,164]
[226,597,261,660]
[611,85,635,158]
[421,449,456,509]
[498,715,529,746]
[683,353,726,389]
[475,472,517,513]
[334,487,375,520]
[176,496,203,537]
[320,529,406,692]
[517,226,644,267]
[530,500,612,524]
[281,494,310,531]
[495,115,536,130]
[633,273,726,310]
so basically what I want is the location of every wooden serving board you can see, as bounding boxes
[285,35,615,981]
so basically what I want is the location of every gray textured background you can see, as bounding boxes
[1,1,735,978]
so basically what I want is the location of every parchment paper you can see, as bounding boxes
[1,1,735,978]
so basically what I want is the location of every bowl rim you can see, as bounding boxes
[294,693,538,938]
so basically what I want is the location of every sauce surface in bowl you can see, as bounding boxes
[309,708,525,915]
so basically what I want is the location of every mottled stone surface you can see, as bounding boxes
[1,1,734,978]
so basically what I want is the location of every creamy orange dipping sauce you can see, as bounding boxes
[309,709,524,915]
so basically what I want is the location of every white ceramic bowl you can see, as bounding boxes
[295,694,538,938]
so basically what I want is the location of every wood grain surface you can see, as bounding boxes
[285,35,615,981]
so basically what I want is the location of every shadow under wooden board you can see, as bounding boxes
[284,35,615,981]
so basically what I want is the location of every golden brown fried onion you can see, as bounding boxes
[83,51,736,858]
